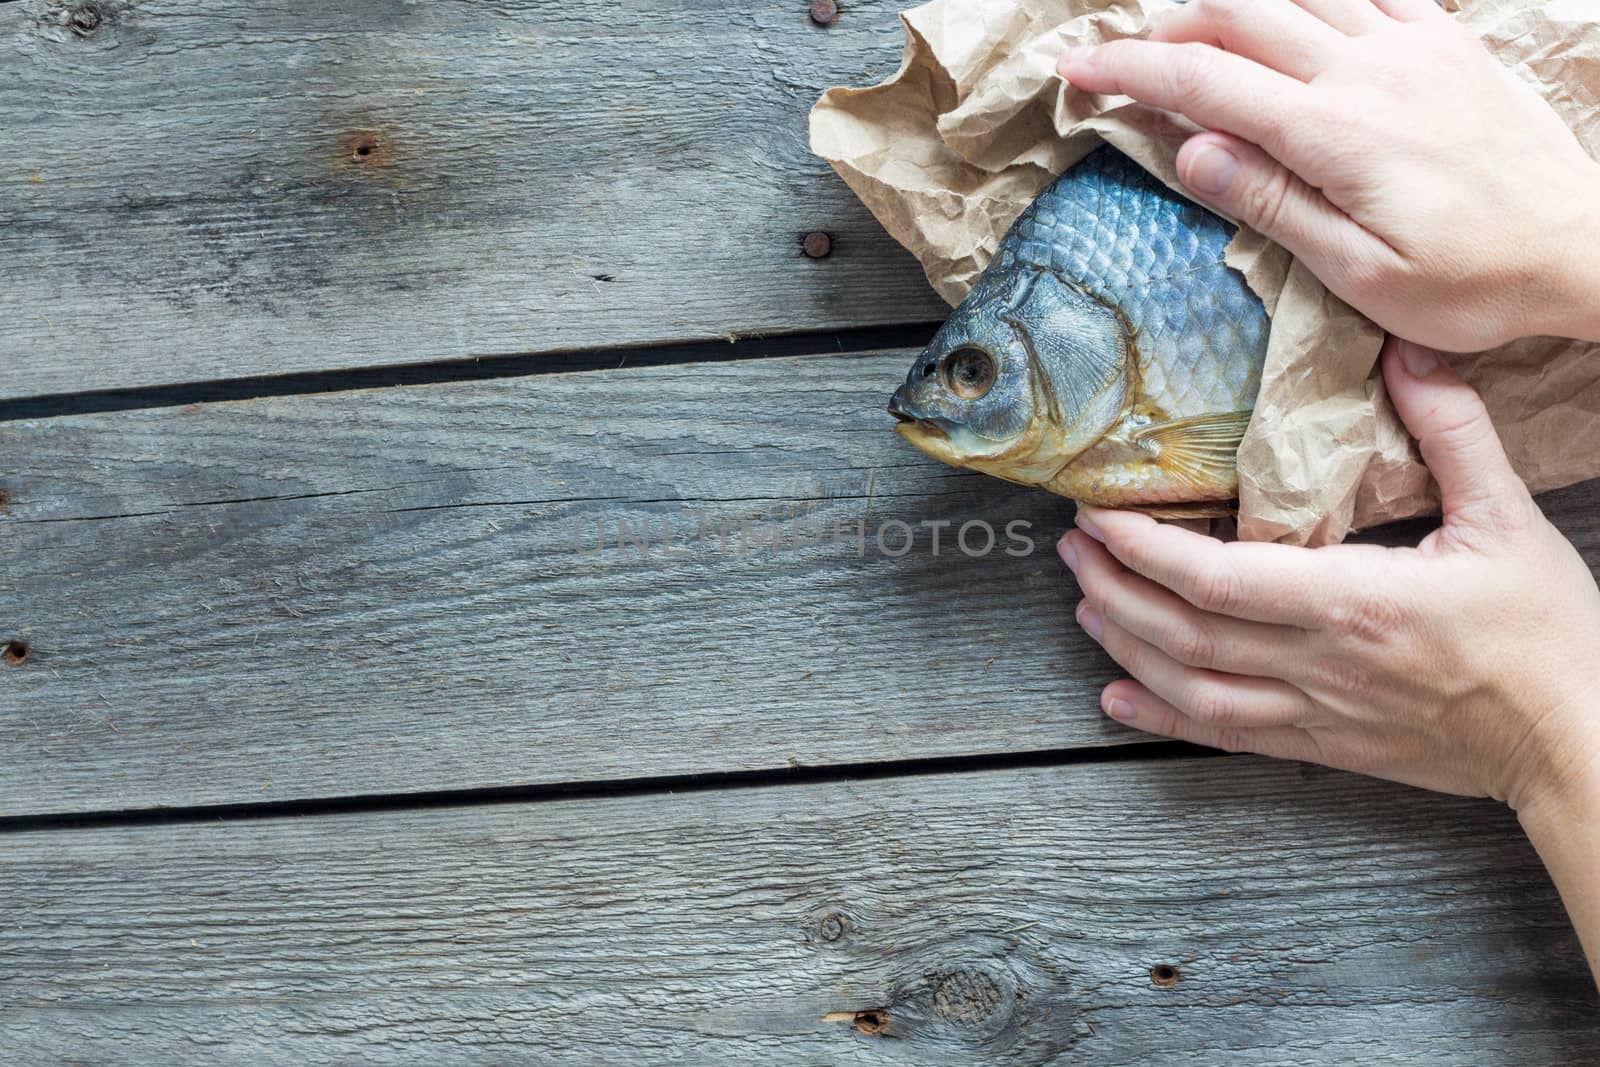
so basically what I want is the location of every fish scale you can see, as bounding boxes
[993,146,1266,421]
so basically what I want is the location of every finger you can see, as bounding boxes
[1080,605,1318,728]
[1099,679,1329,762]
[1287,0,1389,34]
[1379,338,1536,547]
[1057,40,1310,162]
[1174,132,1396,276]
[1149,0,1349,81]
[1368,0,1446,22]
[1075,506,1346,626]
[1062,531,1308,680]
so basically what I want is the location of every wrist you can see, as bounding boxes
[1516,741,1600,847]
[1539,159,1600,343]
[1514,737,1600,982]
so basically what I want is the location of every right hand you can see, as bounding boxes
[1060,339,1600,978]
[1057,0,1600,351]
[1060,338,1600,817]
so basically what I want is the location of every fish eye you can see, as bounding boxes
[941,347,995,400]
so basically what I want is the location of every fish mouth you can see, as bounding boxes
[886,388,915,424]
[887,396,948,443]
[893,417,946,436]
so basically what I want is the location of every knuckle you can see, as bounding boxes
[1182,681,1234,725]
[1212,726,1254,754]
[1427,397,1494,446]
[1250,108,1295,159]
[1313,655,1375,704]
[1187,560,1247,615]
[1169,619,1218,668]
[1096,38,1140,74]
[1168,43,1217,100]
[1330,591,1405,645]
[1149,706,1191,741]
[1237,165,1296,235]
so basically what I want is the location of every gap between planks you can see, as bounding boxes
[0,321,943,422]
[0,739,1215,834]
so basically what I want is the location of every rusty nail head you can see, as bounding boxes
[1150,964,1181,987]
[853,1009,888,1035]
[810,0,838,26]
[802,231,833,259]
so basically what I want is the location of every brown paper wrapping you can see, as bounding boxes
[810,0,1600,544]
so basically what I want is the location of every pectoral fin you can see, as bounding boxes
[1130,410,1253,495]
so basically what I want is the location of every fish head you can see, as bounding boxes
[889,265,1133,486]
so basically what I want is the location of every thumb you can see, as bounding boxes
[1380,337,1531,539]
[1175,133,1379,269]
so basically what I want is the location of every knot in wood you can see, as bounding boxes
[809,0,838,26]
[4,640,31,667]
[69,3,101,36]
[932,967,1004,1025]
[817,911,849,943]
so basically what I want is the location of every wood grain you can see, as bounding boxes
[0,0,948,400]
[0,350,1127,814]
[7,350,1600,815]
[1,757,1594,1063]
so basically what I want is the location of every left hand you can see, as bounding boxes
[1058,337,1600,815]
[1056,0,1600,350]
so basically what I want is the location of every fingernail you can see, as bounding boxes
[1075,509,1105,543]
[1058,535,1079,571]
[1186,145,1239,198]
[1105,697,1137,724]
[1400,343,1439,378]
[1077,602,1104,640]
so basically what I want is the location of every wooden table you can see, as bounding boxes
[3,1,1597,1061]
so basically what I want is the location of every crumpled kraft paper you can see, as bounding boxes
[810,0,1600,544]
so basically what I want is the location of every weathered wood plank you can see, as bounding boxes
[7,352,1600,815]
[1,757,1594,1063]
[0,0,947,400]
[0,351,1126,814]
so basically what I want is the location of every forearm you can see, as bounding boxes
[1519,762,1600,983]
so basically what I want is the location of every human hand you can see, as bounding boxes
[1057,0,1600,350]
[1057,337,1600,816]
